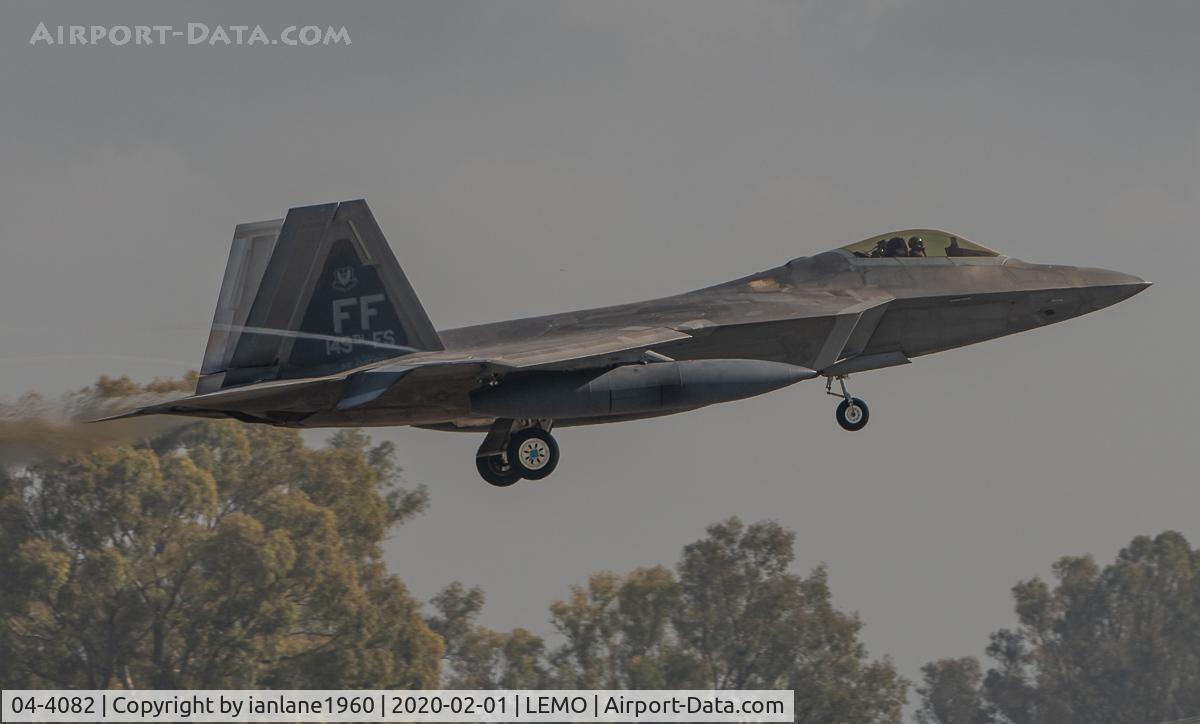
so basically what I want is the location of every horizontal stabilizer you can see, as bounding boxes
[90,408,152,423]
[89,373,346,423]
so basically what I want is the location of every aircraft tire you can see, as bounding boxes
[507,429,559,480]
[836,398,869,431]
[477,454,521,487]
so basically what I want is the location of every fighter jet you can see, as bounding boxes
[101,200,1149,486]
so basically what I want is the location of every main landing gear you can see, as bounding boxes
[475,453,521,487]
[475,420,560,487]
[826,375,869,431]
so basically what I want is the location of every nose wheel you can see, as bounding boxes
[836,397,869,431]
[476,420,560,486]
[827,376,869,431]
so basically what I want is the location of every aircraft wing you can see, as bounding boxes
[337,325,694,410]
[94,326,693,420]
[466,325,693,370]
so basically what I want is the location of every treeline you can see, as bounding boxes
[915,529,1200,724]
[1,377,1197,724]
[427,519,904,722]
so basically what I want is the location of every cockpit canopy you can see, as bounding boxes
[840,229,1000,259]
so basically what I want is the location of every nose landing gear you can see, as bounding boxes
[826,375,869,431]
[476,419,560,487]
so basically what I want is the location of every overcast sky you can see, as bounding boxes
[2,0,1197,691]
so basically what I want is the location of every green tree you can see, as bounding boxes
[547,518,907,723]
[917,531,1200,724]
[915,658,991,724]
[547,566,688,688]
[427,582,547,688]
[0,377,442,689]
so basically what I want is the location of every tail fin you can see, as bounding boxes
[197,200,442,394]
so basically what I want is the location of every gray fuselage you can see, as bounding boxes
[378,249,1146,430]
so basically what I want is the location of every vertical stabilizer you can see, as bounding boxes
[197,200,442,393]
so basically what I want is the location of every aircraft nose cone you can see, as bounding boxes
[1077,267,1152,309]
[1080,267,1148,287]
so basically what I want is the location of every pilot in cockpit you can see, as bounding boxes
[883,236,908,257]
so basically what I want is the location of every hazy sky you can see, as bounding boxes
[2,0,1197,691]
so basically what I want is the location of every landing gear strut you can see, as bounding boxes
[476,419,560,486]
[826,375,869,431]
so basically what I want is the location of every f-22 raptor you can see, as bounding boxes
[106,200,1149,486]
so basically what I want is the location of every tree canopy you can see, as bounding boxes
[431,517,908,723]
[917,531,1200,724]
[0,376,440,689]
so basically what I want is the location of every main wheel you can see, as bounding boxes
[476,454,521,487]
[836,398,870,431]
[507,428,560,480]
